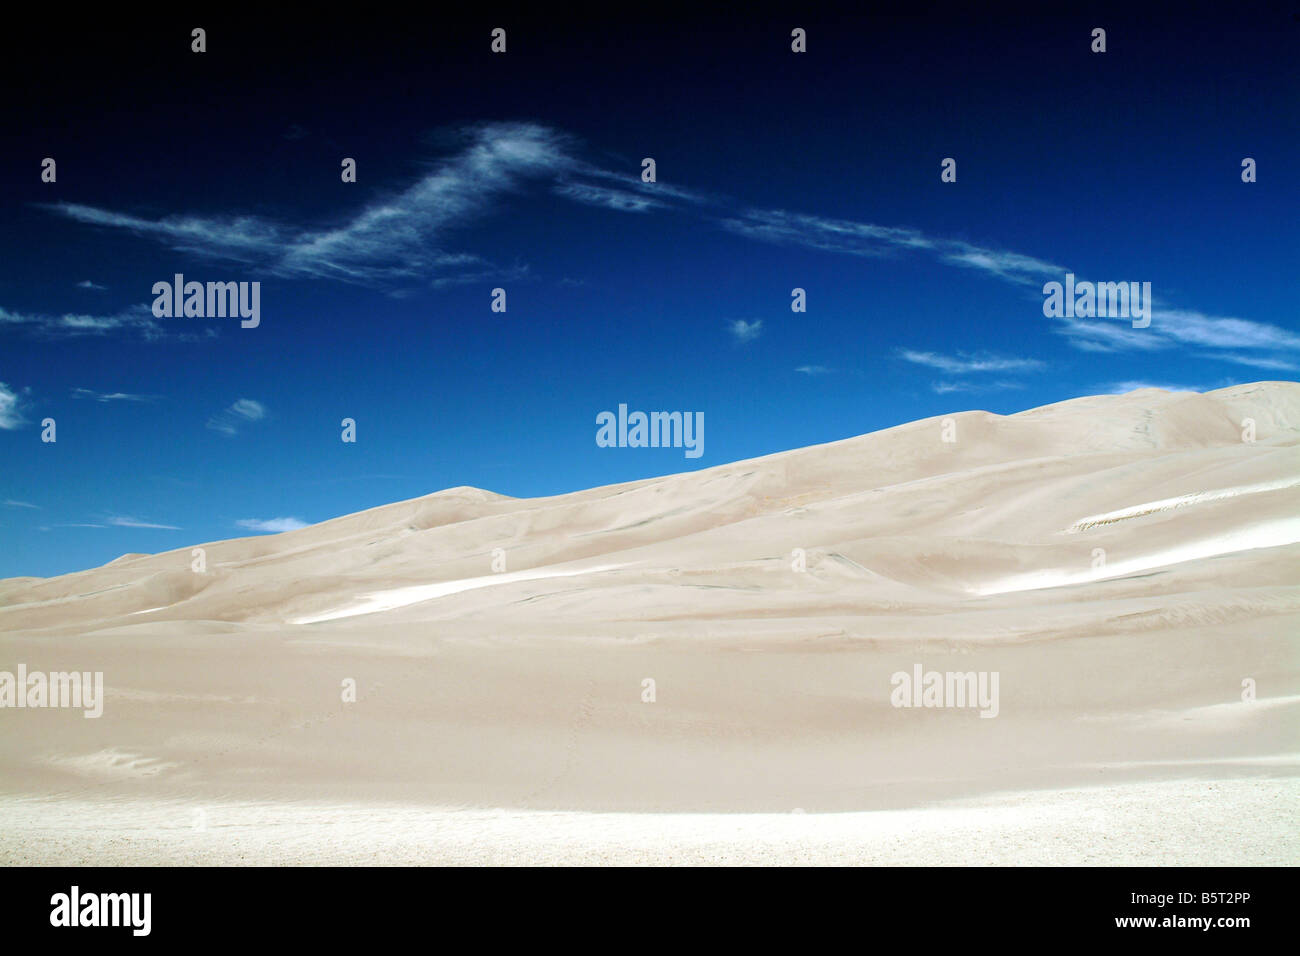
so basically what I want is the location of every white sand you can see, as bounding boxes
[2,778,1294,866]
[292,562,628,624]
[2,382,1297,865]
[974,516,1300,594]
[1067,476,1300,531]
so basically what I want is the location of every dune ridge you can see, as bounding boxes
[1,382,1296,864]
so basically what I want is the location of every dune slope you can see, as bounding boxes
[2,382,1297,864]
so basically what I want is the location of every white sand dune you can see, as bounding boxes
[1,381,1297,865]
[292,562,629,624]
[974,516,1300,594]
[1067,476,1300,531]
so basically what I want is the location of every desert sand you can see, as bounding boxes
[1,382,1297,865]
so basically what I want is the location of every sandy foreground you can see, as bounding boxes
[1,382,1297,865]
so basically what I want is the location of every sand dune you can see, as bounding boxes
[292,562,630,625]
[1,382,1297,864]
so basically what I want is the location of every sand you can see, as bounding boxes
[1,382,1297,865]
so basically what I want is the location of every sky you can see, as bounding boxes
[1,5,1297,579]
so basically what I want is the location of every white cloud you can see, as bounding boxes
[1052,316,1166,353]
[236,517,309,534]
[940,245,1063,283]
[899,350,1045,374]
[718,210,1062,285]
[795,365,831,375]
[51,205,287,261]
[1155,309,1300,351]
[107,516,181,530]
[932,380,1027,394]
[76,279,107,290]
[554,182,663,212]
[729,319,763,343]
[35,119,1293,372]
[72,388,152,402]
[0,303,210,341]
[48,123,581,287]
[719,210,929,258]
[0,382,29,429]
[3,499,39,509]
[208,399,267,436]
[1208,353,1299,371]
[1052,308,1299,370]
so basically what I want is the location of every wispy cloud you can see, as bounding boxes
[794,365,831,375]
[49,204,288,264]
[940,245,1063,284]
[719,210,1063,285]
[554,181,664,212]
[72,388,153,403]
[106,515,181,530]
[3,499,39,509]
[76,279,107,290]
[36,119,1291,369]
[728,319,763,343]
[1054,315,1165,353]
[428,262,530,290]
[1155,309,1300,351]
[899,350,1045,374]
[0,303,215,341]
[931,380,1027,394]
[1053,307,1300,370]
[0,381,29,429]
[46,122,582,287]
[1207,353,1299,371]
[720,210,932,257]
[53,516,180,530]
[207,398,266,436]
[48,123,1043,295]
[236,517,309,533]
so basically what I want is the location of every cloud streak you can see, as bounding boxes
[899,350,1045,374]
[34,120,1293,372]
[1052,306,1300,370]
[106,516,182,530]
[207,399,266,436]
[719,210,1064,285]
[931,380,1028,394]
[46,123,583,287]
[41,122,1066,294]
[0,303,218,341]
[72,388,153,403]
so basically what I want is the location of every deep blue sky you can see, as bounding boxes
[2,5,1297,578]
